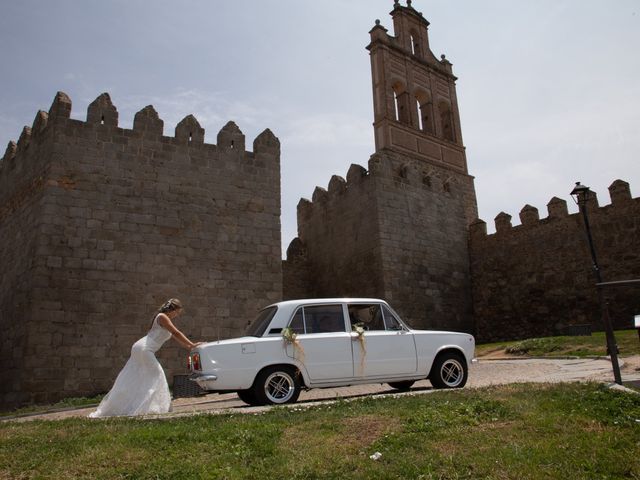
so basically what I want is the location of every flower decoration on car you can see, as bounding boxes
[352,322,367,374]
[282,327,297,343]
[282,327,305,364]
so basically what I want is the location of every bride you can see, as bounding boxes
[89,298,202,418]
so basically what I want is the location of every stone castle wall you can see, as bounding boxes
[469,180,640,343]
[0,92,282,408]
[369,149,477,332]
[283,147,477,332]
[0,116,52,409]
[284,162,386,301]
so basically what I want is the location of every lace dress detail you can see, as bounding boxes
[89,316,173,418]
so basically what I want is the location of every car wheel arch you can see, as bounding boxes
[253,363,307,389]
[428,347,467,377]
[428,348,468,389]
[251,363,305,405]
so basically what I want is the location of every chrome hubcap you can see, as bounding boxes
[440,359,464,387]
[264,371,294,403]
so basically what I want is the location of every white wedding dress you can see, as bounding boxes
[89,315,173,417]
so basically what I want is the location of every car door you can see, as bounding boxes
[349,303,417,378]
[285,304,354,381]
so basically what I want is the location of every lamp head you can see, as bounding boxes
[570,182,591,205]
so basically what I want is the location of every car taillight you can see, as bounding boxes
[191,353,201,371]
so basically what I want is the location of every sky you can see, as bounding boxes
[1,0,639,257]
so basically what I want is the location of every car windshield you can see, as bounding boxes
[244,306,278,337]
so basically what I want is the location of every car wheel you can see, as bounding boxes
[237,389,261,406]
[387,380,415,391]
[253,366,301,405]
[429,353,468,389]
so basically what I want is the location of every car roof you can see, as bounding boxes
[265,298,389,309]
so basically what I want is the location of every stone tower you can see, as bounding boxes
[284,0,478,332]
[368,0,470,200]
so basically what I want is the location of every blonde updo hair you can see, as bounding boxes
[158,298,183,314]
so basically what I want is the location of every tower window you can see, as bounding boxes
[439,103,455,142]
[416,92,435,135]
[392,84,411,125]
[421,102,435,135]
[394,91,400,122]
[410,30,421,57]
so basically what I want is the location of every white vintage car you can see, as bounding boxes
[188,298,475,405]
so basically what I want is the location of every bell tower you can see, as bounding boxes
[286,0,478,334]
[367,0,468,175]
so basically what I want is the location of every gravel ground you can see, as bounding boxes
[5,356,640,422]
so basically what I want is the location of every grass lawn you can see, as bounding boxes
[1,383,639,479]
[476,329,640,358]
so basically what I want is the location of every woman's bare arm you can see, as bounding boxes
[157,314,202,349]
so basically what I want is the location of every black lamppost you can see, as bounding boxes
[570,182,622,385]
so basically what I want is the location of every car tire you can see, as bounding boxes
[387,380,415,391]
[429,352,468,389]
[237,389,261,406]
[253,366,301,405]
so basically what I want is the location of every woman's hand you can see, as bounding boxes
[190,341,205,350]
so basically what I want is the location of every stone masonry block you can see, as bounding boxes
[175,115,204,144]
[609,179,631,204]
[2,141,17,163]
[31,110,49,135]
[546,197,568,219]
[16,127,32,153]
[519,204,539,226]
[48,91,72,121]
[87,93,119,127]
[253,128,280,155]
[133,105,164,137]
[494,212,512,233]
[328,175,347,195]
[346,164,368,184]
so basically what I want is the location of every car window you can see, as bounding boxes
[245,306,277,337]
[289,308,305,334]
[382,305,405,331]
[295,305,345,334]
[348,304,385,331]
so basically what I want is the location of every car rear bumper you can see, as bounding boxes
[189,373,218,390]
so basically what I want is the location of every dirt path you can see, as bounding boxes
[5,356,640,422]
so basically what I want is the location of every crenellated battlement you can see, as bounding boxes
[471,180,637,239]
[296,162,372,220]
[296,149,470,220]
[0,91,281,210]
[0,91,279,173]
[469,178,639,342]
